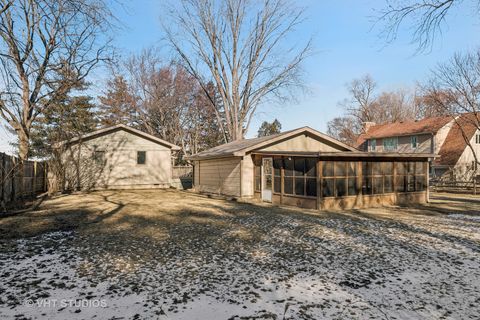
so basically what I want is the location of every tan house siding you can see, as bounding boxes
[369,133,432,153]
[434,120,454,154]
[260,133,347,152]
[241,155,254,197]
[195,157,241,197]
[62,129,173,190]
[450,129,480,180]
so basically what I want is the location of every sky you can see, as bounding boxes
[1,0,479,153]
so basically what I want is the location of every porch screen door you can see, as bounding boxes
[262,158,273,202]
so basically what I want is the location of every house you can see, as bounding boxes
[357,114,480,181]
[55,124,181,191]
[186,127,432,210]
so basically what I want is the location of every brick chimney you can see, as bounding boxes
[362,121,376,133]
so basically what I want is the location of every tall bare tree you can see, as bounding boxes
[0,0,114,163]
[163,0,312,141]
[423,49,480,176]
[328,75,417,146]
[377,0,480,51]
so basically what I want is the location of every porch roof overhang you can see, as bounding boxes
[251,150,436,160]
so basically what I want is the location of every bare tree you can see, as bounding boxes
[0,0,114,163]
[327,116,361,146]
[162,0,312,141]
[341,75,378,123]
[328,75,417,146]
[423,49,480,178]
[377,0,479,51]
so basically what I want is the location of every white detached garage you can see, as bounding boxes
[56,124,181,191]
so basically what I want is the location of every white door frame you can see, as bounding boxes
[262,157,273,202]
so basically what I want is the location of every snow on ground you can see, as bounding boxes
[0,190,479,319]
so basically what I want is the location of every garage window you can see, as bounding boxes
[137,151,146,165]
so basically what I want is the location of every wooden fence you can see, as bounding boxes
[172,166,193,179]
[430,180,480,194]
[0,152,48,205]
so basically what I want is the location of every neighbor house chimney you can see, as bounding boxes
[362,121,376,133]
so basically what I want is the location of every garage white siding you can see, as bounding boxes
[195,157,241,197]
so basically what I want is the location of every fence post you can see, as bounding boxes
[1,153,4,205]
[11,156,16,202]
[33,161,37,195]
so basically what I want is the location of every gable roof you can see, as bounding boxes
[186,126,357,160]
[356,115,453,146]
[55,124,181,150]
[436,114,478,166]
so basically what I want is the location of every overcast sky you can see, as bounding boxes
[1,0,479,154]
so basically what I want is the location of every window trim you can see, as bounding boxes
[137,151,147,165]
[369,139,376,151]
[93,150,105,165]
[411,136,418,149]
[383,137,398,151]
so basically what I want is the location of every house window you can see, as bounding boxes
[322,161,359,198]
[362,162,394,195]
[476,134,480,144]
[280,157,317,197]
[370,139,376,151]
[383,137,398,151]
[137,151,146,164]
[395,162,426,193]
[411,136,417,149]
[254,160,261,192]
[93,151,105,165]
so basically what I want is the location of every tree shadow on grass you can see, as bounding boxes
[0,193,125,240]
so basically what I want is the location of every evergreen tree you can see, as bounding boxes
[98,76,137,127]
[257,119,282,137]
[29,95,98,158]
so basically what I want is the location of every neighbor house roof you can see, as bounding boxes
[54,124,181,150]
[186,126,357,160]
[356,115,453,147]
[436,114,478,166]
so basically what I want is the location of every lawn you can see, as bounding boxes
[0,190,479,319]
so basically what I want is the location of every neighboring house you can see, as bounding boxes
[357,114,480,181]
[186,127,432,210]
[55,124,181,191]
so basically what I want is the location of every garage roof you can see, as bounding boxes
[54,124,181,150]
[186,127,357,160]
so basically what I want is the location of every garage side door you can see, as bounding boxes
[198,157,241,196]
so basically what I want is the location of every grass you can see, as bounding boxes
[0,189,479,319]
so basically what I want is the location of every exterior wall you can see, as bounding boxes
[434,120,454,154]
[450,129,480,181]
[194,157,241,197]
[62,129,173,190]
[193,160,200,188]
[241,155,254,197]
[369,134,432,153]
[320,192,426,210]
[260,133,347,152]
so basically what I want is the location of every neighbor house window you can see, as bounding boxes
[93,151,105,165]
[383,137,398,151]
[137,151,146,164]
[369,139,376,151]
[411,136,418,149]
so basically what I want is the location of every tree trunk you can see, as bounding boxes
[17,129,30,200]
